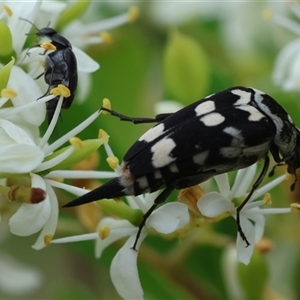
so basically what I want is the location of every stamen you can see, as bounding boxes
[263,193,272,205]
[98,129,110,141]
[107,156,119,170]
[128,6,140,23]
[44,234,53,246]
[38,96,64,150]
[1,88,17,98]
[291,203,300,212]
[3,5,13,17]
[40,42,56,51]
[102,98,111,113]
[34,145,75,172]
[99,225,110,240]
[262,9,272,20]
[44,108,101,155]
[50,84,71,98]
[100,32,113,44]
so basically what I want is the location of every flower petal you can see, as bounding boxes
[110,233,146,300]
[95,218,137,258]
[32,183,59,249]
[73,47,100,73]
[235,216,255,265]
[8,66,46,126]
[146,202,189,233]
[197,192,233,217]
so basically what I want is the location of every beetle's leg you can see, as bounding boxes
[132,185,175,250]
[101,107,173,124]
[236,155,270,247]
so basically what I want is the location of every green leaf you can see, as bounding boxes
[163,30,210,104]
[56,1,90,31]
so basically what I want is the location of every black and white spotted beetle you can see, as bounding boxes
[20,18,78,123]
[65,86,300,249]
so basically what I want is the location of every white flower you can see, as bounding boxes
[0,96,105,249]
[197,164,291,265]
[272,3,300,90]
[51,140,190,300]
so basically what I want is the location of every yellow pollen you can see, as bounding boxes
[285,172,293,181]
[263,193,272,205]
[100,32,113,44]
[40,42,57,51]
[107,156,119,169]
[1,88,18,98]
[262,9,272,20]
[44,234,53,246]
[128,6,140,23]
[70,137,83,149]
[290,203,300,212]
[50,84,71,97]
[99,225,110,240]
[4,5,13,17]
[98,129,109,140]
[102,98,111,113]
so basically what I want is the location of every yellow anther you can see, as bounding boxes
[263,193,272,205]
[99,225,110,240]
[1,88,18,99]
[70,137,83,149]
[290,203,300,212]
[50,84,71,98]
[107,156,119,169]
[4,5,13,17]
[44,234,53,246]
[100,32,113,44]
[40,42,57,51]
[128,6,140,23]
[262,9,272,20]
[178,185,206,215]
[98,129,109,140]
[102,98,111,114]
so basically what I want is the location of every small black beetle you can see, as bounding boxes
[20,18,78,123]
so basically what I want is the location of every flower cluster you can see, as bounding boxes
[0,1,298,299]
[0,0,138,296]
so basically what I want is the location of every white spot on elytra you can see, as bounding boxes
[236,106,265,122]
[200,113,225,126]
[169,163,179,173]
[232,89,252,105]
[139,123,165,143]
[193,151,209,165]
[195,100,216,116]
[151,138,176,168]
[136,176,148,189]
[223,126,244,147]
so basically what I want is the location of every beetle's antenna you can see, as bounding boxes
[19,17,39,33]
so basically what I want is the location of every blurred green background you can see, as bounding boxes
[4,1,300,299]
